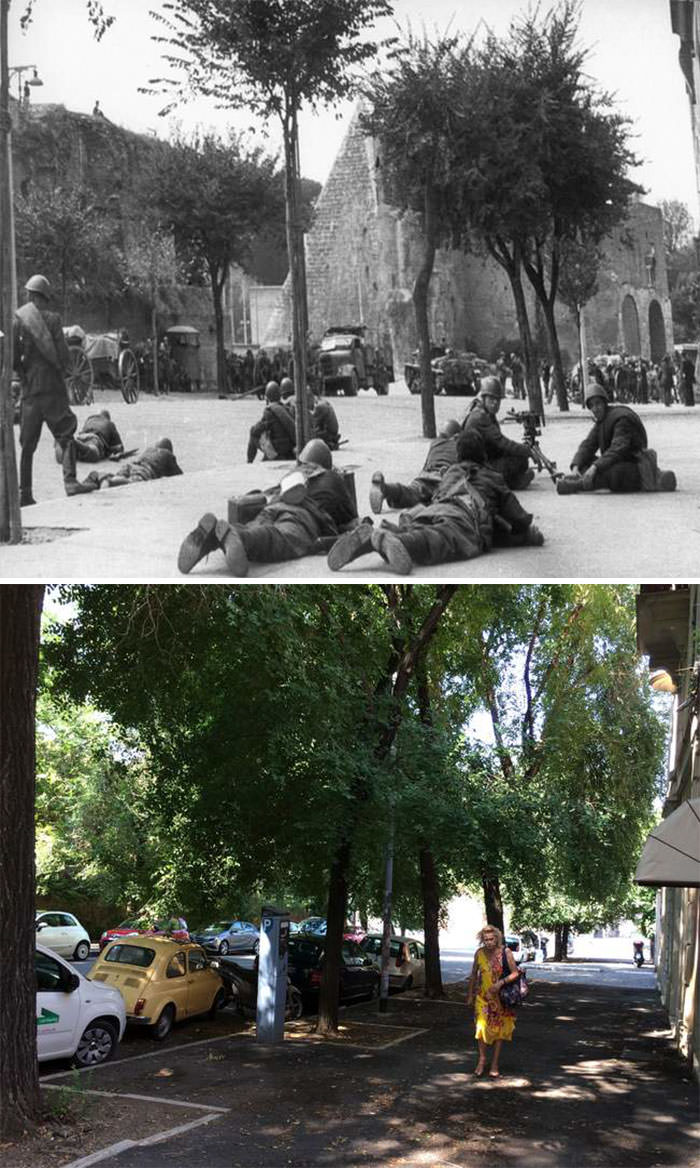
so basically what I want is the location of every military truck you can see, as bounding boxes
[317,325,389,396]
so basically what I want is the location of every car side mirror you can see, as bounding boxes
[36,921,46,931]
[63,972,80,993]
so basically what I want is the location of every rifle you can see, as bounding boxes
[503,410,563,484]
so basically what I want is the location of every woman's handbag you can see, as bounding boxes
[498,947,529,1007]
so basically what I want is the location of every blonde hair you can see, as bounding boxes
[476,924,504,947]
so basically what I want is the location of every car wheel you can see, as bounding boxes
[253,940,260,956]
[219,941,229,956]
[210,988,228,1017]
[367,978,380,1001]
[74,940,90,961]
[73,1019,117,1068]
[152,1004,175,1041]
[345,371,359,397]
[403,975,413,992]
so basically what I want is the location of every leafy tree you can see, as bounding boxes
[144,0,393,448]
[456,2,639,412]
[671,270,700,342]
[0,585,45,1136]
[148,131,280,395]
[362,30,472,439]
[658,198,694,256]
[557,234,601,377]
[121,227,176,395]
[14,185,125,317]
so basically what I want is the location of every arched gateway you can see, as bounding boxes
[649,300,666,363]
[621,294,641,354]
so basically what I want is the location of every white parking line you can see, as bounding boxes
[42,1084,229,1112]
[41,1027,252,1079]
[61,1112,223,1168]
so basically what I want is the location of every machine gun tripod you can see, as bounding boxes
[504,409,563,484]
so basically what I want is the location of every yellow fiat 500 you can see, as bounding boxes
[89,937,229,1040]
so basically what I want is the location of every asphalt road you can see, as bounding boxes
[4,388,699,578]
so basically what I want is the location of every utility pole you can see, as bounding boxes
[0,0,22,544]
[378,798,395,1014]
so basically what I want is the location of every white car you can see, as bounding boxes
[36,910,91,961]
[36,943,126,1067]
[360,934,426,990]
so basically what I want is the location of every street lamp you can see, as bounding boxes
[8,65,43,104]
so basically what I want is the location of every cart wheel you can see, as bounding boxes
[66,348,93,405]
[119,348,140,404]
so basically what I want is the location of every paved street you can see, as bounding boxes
[2,389,699,579]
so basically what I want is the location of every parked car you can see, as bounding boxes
[35,910,91,961]
[190,920,260,956]
[287,936,379,1004]
[90,937,229,1040]
[360,934,426,990]
[504,934,524,963]
[37,942,125,1067]
[296,916,327,935]
[98,915,189,951]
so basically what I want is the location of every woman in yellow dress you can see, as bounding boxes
[466,924,520,1077]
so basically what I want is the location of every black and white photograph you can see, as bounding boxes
[0,0,698,578]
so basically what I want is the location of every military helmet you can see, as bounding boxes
[456,429,486,464]
[298,438,332,470]
[440,418,462,438]
[265,380,281,402]
[25,274,51,300]
[584,382,609,408]
[478,375,502,400]
[156,437,173,452]
[279,376,294,397]
[100,409,111,421]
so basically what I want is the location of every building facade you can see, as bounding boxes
[269,108,674,376]
[670,0,700,227]
[636,584,700,1075]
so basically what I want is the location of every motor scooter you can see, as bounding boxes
[633,940,645,967]
[212,958,303,1020]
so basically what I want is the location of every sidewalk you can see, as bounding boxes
[48,978,699,1168]
[1,395,698,579]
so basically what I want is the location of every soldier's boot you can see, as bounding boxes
[645,448,677,492]
[19,448,36,507]
[62,440,96,496]
[177,513,220,575]
[369,472,385,514]
[511,468,535,490]
[370,529,413,575]
[556,474,585,496]
[327,524,375,571]
[524,524,545,547]
[215,519,250,578]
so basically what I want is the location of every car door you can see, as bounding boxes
[340,941,368,1000]
[408,941,425,987]
[36,949,82,1059]
[185,948,215,1016]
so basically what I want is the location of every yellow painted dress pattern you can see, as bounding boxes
[473,947,516,1045]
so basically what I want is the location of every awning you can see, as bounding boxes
[635,798,700,887]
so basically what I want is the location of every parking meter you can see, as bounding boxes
[257,906,290,1044]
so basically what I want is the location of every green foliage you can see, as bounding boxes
[20,1,114,38]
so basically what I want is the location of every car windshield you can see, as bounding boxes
[320,335,354,351]
[103,944,155,968]
[202,922,233,933]
[288,939,322,959]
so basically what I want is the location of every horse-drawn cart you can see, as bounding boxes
[64,327,140,404]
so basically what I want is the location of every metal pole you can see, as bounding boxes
[0,0,22,542]
[378,799,395,1014]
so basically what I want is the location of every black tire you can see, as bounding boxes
[219,940,229,956]
[367,978,380,1001]
[403,975,413,992]
[209,988,228,1017]
[73,1019,117,1068]
[152,1004,175,1041]
[344,371,359,397]
[74,940,90,962]
[119,349,140,404]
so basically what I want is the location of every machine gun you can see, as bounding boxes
[504,410,563,484]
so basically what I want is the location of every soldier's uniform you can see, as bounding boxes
[463,398,530,488]
[74,412,124,461]
[371,431,460,511]
[247,383,296,462]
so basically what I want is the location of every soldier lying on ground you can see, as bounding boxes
[247,380,296,462]
[177,439,357,578]
[328,430,544,576]
[81,438,183,489]
[369,418,462,513]
[70,409,124,461]
[463,375,534,489]
[556,383,677,495]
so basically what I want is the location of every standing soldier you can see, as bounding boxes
[13,274,93,506]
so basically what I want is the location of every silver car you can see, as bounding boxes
[190,919,259,956]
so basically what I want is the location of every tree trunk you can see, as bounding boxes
[413,191,437,439]
[553,922,571,961]
[210,269,226,397]
[0,0,21,545]
[283,105,309,455]
[488,239,543,418]
[151,301,159,396]
[0,585,44,1136]
[481,873,504,934]
[419,846,444,999]
[540,295,569,412]
[317,840,350,1035]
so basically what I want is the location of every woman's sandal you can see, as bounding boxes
[474,1064,486,1077]
[488,1069,500,1078]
